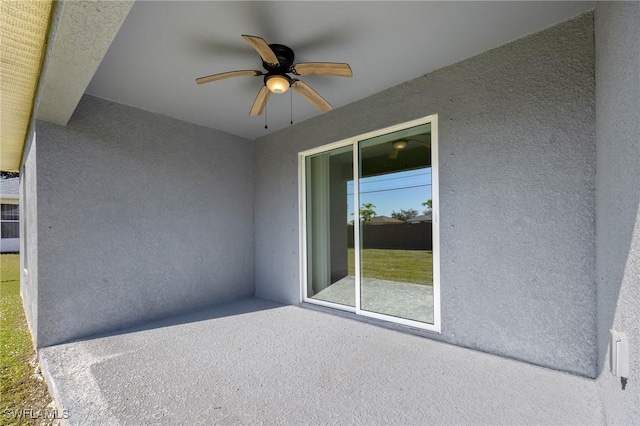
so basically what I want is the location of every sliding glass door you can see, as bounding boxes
[300,116,439,332]
[358,124,434,324]
[304,144,355,307]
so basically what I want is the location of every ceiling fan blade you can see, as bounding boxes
[241,35,279,66]
[196,70,262,85]
[411,140,431,148]
[292,80,332,113]
[249,86,271,116]
[406,134,431,146]
[389,147,399,159]
[292,62,353,77]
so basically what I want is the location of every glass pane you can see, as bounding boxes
[1,222,20,238]
[358,123,434,323]
[306,145,355,307]
[1,204,19,220]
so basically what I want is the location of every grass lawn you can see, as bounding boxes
[1,254,53,425]
[348,248,433,285]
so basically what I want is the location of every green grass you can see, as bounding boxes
[348,248,433,285]
[1,254,52,425]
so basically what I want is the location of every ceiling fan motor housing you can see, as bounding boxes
[264,44,295,74]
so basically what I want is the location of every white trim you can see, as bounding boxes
[299,138,355,157]
[298,153,307,304]
[304,297,356,313]
[353,141,362,312]
[358,309,438,331]
[431,116,441,332]
[298,114,441,333]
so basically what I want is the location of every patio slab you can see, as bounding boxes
[39,297,603,425]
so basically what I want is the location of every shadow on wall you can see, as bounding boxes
[597,196,640,377]
[64,297,283,345]
[595,1,640,383]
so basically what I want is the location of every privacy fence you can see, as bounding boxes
[347,222,432,250]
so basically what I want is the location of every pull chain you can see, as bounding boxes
[264,103,268,129]
[290,89,293,125]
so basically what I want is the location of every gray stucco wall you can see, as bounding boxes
[255,13,596,377]
[20,135,39,343]
[595,2,640,423]
[33,95,254,347]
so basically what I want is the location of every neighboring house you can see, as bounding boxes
[0,178,19,253]
[365,215,404,225]
[0,2,638,424]
[406,213,432,224]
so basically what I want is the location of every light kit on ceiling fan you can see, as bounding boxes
[265,74,291,94]
[195,34,353,119]
[392,140,408,150]
[388,135,431,159]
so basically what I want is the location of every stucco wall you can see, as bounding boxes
[33,95,254,347]
[255,13,596,377]
[20,135,39,342]
[595,2,640,423]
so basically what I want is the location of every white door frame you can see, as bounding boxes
[298,115,440,333]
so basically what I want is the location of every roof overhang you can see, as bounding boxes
[0,0,133,172]
[36,0,133,126]
[0,0,53,172]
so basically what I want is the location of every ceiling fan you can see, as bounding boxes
[388,135,431,159]
[196,35,352,116]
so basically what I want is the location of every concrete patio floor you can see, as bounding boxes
[40,297,603,425]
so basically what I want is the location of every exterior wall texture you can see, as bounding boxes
[20,136,39,342]
[255,13,596,377]
[595,2,640,423]
[32,95,255,347]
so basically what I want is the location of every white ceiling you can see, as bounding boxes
[85,1,594,140]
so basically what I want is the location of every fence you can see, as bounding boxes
[347,222,432,250]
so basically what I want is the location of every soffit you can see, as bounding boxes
[0,0,53,172]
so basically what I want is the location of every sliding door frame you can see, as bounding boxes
[298,115,440,333]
